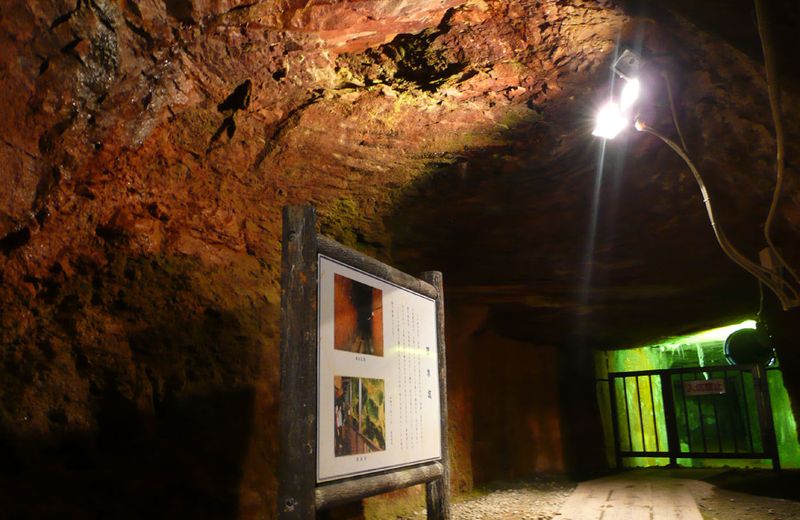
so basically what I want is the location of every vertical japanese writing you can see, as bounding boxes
[392,298,434,451]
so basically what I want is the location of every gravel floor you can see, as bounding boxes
[401,478,576,520]
[388,470,800,520]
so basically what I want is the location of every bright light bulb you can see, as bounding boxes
[620,77,640,110]
[592,101,627,139]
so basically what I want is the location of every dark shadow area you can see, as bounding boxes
[702,469,800,501]
[622,0,800,89]
[557,343,609,480]
[0,253,270,518]
[0,389,254,519]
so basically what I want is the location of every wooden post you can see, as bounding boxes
[421,271,450,520]
[278,205,319,519]
[316,461,444,510]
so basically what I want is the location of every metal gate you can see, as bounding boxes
[606,366,780,469]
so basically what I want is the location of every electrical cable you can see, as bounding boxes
[636,120,799,309]
[655,28,799,309]
[602,42,799,308]
[660,67,787,310]
[661,71,688,153]
[642,121,798,306]
[754,0,800,288]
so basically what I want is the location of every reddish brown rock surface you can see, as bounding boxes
[1,0,799,517]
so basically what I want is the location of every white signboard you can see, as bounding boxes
[317,256,442,482]
[684,378,726,397]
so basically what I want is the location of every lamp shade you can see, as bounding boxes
[724,328,775,366]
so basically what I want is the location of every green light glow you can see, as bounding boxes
[595,319,800,469]
[768,370,800,467]
[656,320,756,351]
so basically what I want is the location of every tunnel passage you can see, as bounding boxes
[596,320,800,471]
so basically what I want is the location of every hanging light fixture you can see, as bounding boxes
[620,78,640,110]
[592,101,628,139]
[592,50,642,139]
[591,44,800,310]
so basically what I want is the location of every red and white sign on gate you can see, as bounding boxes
[684,378,726,396]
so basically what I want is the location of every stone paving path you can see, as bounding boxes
[558,472,704,520]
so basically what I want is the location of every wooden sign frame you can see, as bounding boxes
[278,205,451,519]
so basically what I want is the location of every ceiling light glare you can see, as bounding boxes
[592,101,627,139]
[620,77,640,110]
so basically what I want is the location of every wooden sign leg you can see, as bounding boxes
[421,271,451,520]
[278,205,319,519]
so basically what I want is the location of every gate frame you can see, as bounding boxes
[606,365,781,470]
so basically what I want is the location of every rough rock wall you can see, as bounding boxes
[0,0,628,516]
[469,330,564,482]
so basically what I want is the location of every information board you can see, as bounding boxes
[317,255,442,482]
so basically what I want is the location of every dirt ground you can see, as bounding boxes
[687,469,800,520]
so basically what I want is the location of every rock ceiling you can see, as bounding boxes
[1,0,799,352]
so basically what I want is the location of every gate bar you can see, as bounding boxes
[608,376,623,469]
[623,377,633,454]
[740,370,755,453]
[648,375,659,452]
[725,372,739,454]
[636,376,646,452]
[679,372,692,453]
[660,372,680,466]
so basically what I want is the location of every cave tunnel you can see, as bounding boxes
[2,0,800,518]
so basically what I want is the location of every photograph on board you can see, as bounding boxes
[334,273,384,356]
[334,376,386,457]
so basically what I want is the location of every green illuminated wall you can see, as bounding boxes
[595,320,800,469]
